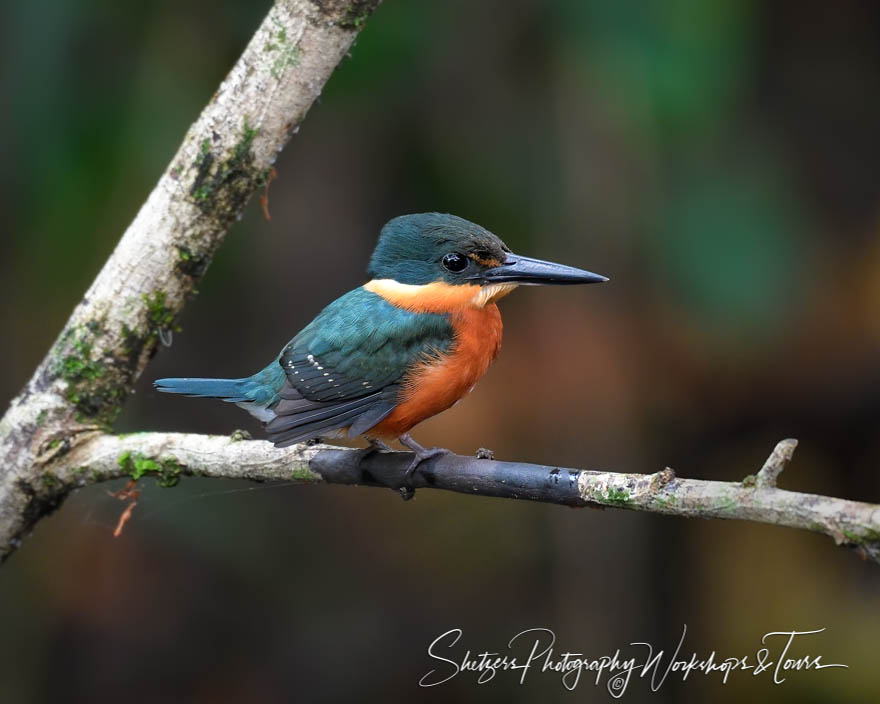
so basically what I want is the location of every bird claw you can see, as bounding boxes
[357,438,394,464]
[369,438,394,453]
[397,434,452,499]
[398,486,415,501]
[402,445,451,482]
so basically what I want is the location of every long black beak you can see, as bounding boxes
[477,253,608,285]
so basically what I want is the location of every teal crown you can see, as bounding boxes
[367,213,510,285]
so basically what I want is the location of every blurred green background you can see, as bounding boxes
[1,0,879,702]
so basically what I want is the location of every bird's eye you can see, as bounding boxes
[442,252,468,273]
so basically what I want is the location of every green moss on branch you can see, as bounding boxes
[116,450,184,488]
[189,119,261,218]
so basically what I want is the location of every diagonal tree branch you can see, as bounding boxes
[0,0,381,561]
[37,434,880,564]
[2,1,878,569]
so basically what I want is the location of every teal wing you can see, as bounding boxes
[265,287,453,447]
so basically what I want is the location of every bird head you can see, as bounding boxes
[366,213,607,311]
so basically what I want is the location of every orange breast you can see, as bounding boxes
[369,304,503,439]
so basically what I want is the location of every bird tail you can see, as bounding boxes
[153,377,251,403]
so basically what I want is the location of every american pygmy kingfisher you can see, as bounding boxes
[155,213,607,481]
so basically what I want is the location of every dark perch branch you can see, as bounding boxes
[35,433,880,566]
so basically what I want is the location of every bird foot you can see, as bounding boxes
[357,438,394,463]
[398,486,416,501]
[369,438,394,453]
[398,433,452,499]
[403,445,451,482]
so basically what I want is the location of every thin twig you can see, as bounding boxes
[755,438,798,489]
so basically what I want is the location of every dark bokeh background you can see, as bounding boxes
[2,0,879,702]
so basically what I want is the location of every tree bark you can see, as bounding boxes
[37,434,880,564]
[0,0,381,561]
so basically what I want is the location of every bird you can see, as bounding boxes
[154,213,607,486]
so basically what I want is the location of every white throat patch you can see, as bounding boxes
[470,282,519,307]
